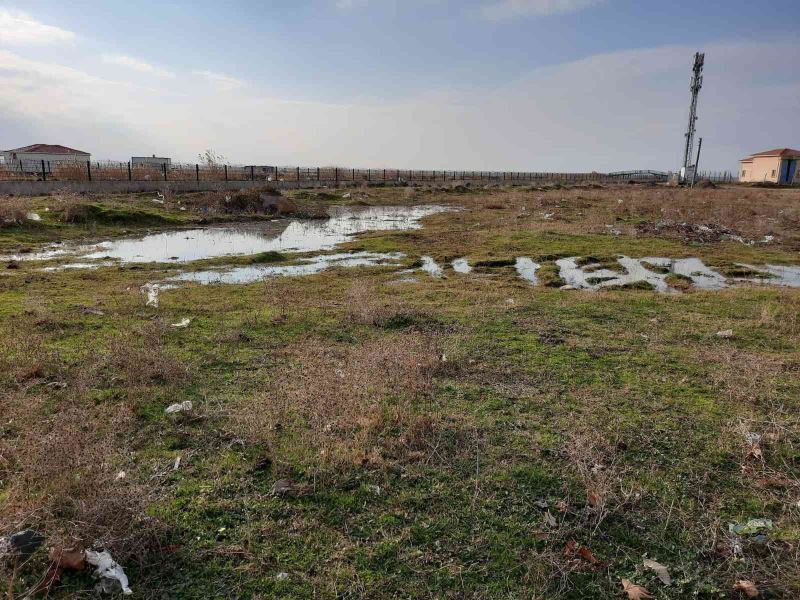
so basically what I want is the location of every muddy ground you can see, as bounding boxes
[1,183,799,598]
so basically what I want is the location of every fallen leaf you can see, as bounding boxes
[587,488,601,507]
[643,558,672,585]
[621,579,653,600]
[733,580,759,597]
[578,546,602,566]
[563,540,577,556]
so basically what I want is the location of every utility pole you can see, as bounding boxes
[682,52,705,177]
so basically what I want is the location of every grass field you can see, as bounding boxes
[1,184,799,598]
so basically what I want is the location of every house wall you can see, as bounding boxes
[2,152,91,173]
[739,156,782,182]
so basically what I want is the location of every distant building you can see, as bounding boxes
[2,144,90,172]
[132,155,172,168]
[739,148,800,184]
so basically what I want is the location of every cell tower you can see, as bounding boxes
[682,52,705,171]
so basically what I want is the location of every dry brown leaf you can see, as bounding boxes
[643,558,671,585]
[563,540,577,556]
[587,488,601,507]
[621,579,653,600]
[733,580,759,598]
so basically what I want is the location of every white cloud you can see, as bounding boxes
[102,54,175,78]
[478,0,605,21]
[0,9,75,45]
[192,70,245,91]
[0,41,797,171]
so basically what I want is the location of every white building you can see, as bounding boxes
[2,144,91,172]
[132,155,171,168]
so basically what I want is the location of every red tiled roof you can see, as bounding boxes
[742,148,800,160]
[5,144,90,155]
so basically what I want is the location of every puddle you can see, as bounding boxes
[421,256,444,278]
[5,205,452,265]
[735,264,800,288]
[169,252,404,285]
[556,256,800,291]
[452,258,472,274]
[515,258,540,285]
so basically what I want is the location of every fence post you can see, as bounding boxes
[128,162,132,181]
[224,165,228,181]
[163,163,168,181]
[317,167,320,182]
[41,160,46,182]
[195,164,199,182]
[250,166,254,181]
[87,161,92,181]
[352,168,355,181]
[335,167,339,185]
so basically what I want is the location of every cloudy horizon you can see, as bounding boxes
[1,1,797,171]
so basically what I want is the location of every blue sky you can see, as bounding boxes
[1,0,798,170]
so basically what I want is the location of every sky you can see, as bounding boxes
[0,0,798,171]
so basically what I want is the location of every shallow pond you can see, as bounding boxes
[5,205,451,265]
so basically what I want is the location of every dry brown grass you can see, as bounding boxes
[0,197,30,227]
[445,185,800,248]
[227,332,454,473]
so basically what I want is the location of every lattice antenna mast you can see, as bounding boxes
[682,52,704,170]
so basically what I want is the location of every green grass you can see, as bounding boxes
[2,187,800,598]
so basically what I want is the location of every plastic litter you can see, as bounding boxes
[716,329,734,338]
[276,572,289,581]
[0,529,45,559]
[85,549,132,595]
[171,318,192,328]
[729,518,772,536]
[165,400,193,414]
[141,283,161,308]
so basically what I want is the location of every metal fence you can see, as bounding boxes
[0,159,698,185]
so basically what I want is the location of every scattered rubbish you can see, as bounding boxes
[276,572,289,581]
[367,484,382,496]
[26,212,42,221]
[728,518,772,536]
[165,400,193,414]
[451,258,472,273]
[559,284,575,290]
[744,432,763,460]
[733,580,760,597]
[171,318,192,328]
[0,529,45,559]
[515,257,540,285]
[142,283,160,307]
[543,212,554,220]
[716,329,734,339]
[173,455,182,470]
[421,256,444,278]
[81,307,105,316]
[643,558,671,585]
[761,235,774,243]
[115,471,126,481]
[341,192,351,199]
[621,579,652,600]
[85,549,133,595]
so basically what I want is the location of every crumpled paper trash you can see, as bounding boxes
[85,549,132,595]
